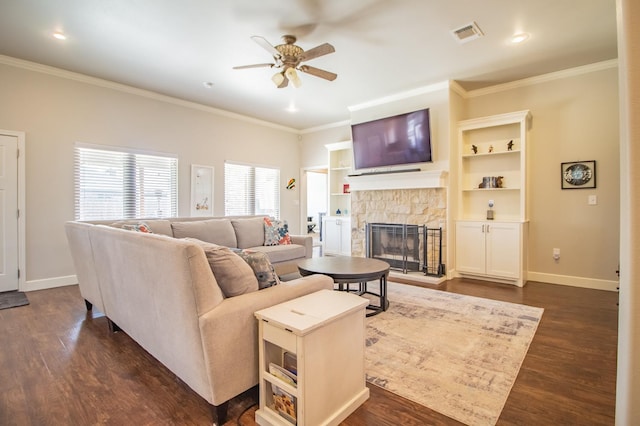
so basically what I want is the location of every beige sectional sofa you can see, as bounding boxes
[65,216,332,425]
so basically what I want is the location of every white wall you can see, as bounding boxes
[0,61,300,286]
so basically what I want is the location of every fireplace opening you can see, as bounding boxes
[366,223,444,276]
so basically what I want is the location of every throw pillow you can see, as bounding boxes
[185,238,259,297]
[263,217,291,246]
[122,222,153,233]
[236,249,281,289]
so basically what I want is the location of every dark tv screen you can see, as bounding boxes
[351,108,432,170]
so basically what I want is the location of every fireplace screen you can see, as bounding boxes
[366,223,444,276]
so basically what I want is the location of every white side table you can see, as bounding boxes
[254,289,370,426]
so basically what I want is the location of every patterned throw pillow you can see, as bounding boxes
[122,222,153,233]
[263,217,291,246]
[236,250,280,289]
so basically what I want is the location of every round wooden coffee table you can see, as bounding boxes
[298,257,390,316]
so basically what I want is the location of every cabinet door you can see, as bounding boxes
[323,217,342,255]
[339,219,351,256]
[485,222,521,279]
[455,221,486,274]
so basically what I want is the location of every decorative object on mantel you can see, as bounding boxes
[472,144,478,154]
[286,178,296,190]
[507,140,514,151]
[488,144,494,153]
[561,160,596,189]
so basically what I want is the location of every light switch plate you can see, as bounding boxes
[588,195,597,205]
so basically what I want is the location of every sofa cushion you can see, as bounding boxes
[122,221,153,233]
[111,219,173,236]
[236,250,280,289]
[263,217,292,246]
[185,238,258,297]
[172,219,237,248]
[231,217,265,249]
[249,244,306,264]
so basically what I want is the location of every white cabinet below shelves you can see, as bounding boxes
[455,221,527,286]
[323,216,351,256]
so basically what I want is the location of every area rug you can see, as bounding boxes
[0,291,29,310]
[365,283,543,426]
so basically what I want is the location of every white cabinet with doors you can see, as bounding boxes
[455,110,531,286]
[323,216,351,256]
[455,221,526,284]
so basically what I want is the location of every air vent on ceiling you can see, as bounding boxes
[451,21,484,44]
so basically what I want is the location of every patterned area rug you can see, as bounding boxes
[366,283,543,426]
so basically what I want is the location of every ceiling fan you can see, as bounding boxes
[233,35,337,88]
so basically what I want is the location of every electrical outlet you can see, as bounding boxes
[588,195,597,205]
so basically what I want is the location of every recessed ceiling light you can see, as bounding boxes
[52,31,67,40]
[203,81,214,89]
[511,33,530,44]
[285,102,298,113]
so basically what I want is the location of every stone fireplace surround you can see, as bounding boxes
[346,170,448,264]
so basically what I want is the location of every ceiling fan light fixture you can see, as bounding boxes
[272,72,285,87]
[285,67,302,88]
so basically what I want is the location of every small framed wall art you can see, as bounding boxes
[561,160,596,189]
[191,165,214,216]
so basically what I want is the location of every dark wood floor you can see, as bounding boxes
[0,278,617,425]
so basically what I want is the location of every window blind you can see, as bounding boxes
[74,145,178,220]
[224,161,280,219]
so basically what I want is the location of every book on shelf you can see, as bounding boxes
[269,362,297,387]
[283,351,297,376]
[272,384,296,424]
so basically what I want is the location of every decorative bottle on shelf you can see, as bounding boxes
[336,209,341,215]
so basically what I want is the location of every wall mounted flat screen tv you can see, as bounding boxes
[351,108,432,170]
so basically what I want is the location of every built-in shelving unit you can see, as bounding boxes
[324,141,352,256]
[455,110,531,286]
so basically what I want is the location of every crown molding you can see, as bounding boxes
[463,59,619,98]
[299,119,351,134]
[0,55,299,134]
[347,80,450,112]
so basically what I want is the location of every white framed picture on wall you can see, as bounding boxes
[191,164,214,216]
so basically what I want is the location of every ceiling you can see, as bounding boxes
[0,0,618,131]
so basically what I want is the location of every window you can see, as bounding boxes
[74,145,178,220]
[224,161,280,219]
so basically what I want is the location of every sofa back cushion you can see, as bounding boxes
[186,239,259,297]
[231,217,265,249]
[110,219,173,236]
[171,219,238,248]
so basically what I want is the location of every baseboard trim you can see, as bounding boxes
[526,272,619,292]
[24,275,78,292]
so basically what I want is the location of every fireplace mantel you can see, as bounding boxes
[346,170,448,191]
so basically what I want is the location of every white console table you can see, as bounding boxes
[254,290,370,426]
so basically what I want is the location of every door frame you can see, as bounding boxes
[299,165,328,235]
[0,129,26,291]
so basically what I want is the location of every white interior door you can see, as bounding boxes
[0,134,19,292]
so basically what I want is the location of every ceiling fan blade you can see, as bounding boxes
[250,35,281,59]
[299,43,335,61]
[233,63,274,70]
[299,65,337,81]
